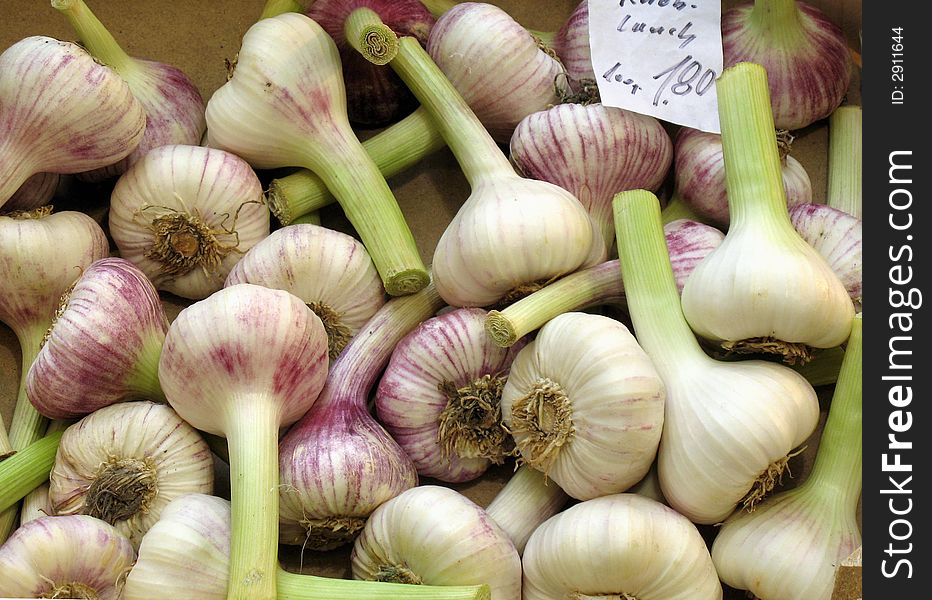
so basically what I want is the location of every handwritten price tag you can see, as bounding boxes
[588,0,723,133]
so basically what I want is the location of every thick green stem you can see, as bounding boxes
[9,328,48,451]
[291,212,321,226]
[826,106,862,219]
[485,465,568,553]
[51,0,135,74]
[268,108,445,224]
[306,131,428,296]
[260,0,304,19]
[126,333,166,402]
[660,192,704,225]
[792,346,845,387]
[389,36,514,184]
[227,400,280,600]
[613,190,707,371]
[277,569,489,599]
[485,260,623,347]
[345,7,399,65]
[0,430,63,514]
[803,315,861,510]
[719,63,793,232]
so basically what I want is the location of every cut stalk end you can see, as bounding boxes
[485,311,518,348]
[384,268,430,297]
[345,7,399,66]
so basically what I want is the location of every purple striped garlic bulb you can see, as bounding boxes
[278,287,443,550]
[225,224,386,361]
[27,258,168,419]
[790,204,862,311]
[722,0,851,130]
[109,144,270,300]
[553,1,595,89]
[674,127,812,228]
[427,2,567,143]
[0,36,145,209]
[376,308,525,482]
[511,103,673,260]
[52,0,206,181]
[49,401,214,548]
[665,219,727,293]
[0,515,135,599]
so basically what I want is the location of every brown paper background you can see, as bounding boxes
[0,0,861,597]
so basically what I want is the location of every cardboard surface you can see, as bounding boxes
[0,0,861,596]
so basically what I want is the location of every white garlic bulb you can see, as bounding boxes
[109,144,270,300]
[522,494,722,600]
[49,401,214,548]
[501,312,665,500]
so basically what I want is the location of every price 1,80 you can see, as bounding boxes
[652,54,716,107]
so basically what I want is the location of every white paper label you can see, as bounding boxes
[588,0,724,133]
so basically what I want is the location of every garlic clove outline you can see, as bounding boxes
[0,514,135,599]
[0,36,145,208]
[109,144,270,300]
[376,307,524,482]
[48,401,214,549]
[26,258,169,419]
[501,312,665,501]
[225,223,386,361]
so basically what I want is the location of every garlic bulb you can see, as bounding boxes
[613,189,819,524]
[522,494,722,600]
[484,220,723,348]
[680,63,854,363]
[427,2,566,143]
[713,316,862,600]
[49,401,214,548]
[352,485,522,600]
[124,493,231,600]
[501,312,664,500]
[307,0,435,126]
[826,106,862,218]
[279,287,442,550]
[376,307,524,482]
[673,127,812,228]
[109,144,270,300]
[27,258,168,419]
[0,36,145,208]
[0,208,108,460]
[510,103,673,261]
[3,173,59,212]
[553,1,594,90]
[789,204,862,310]
[126,493,493,600]
[159,284,329,599]
[0,515,135,599]
[204,12,428,296]
[53,0,206,181]
[225,224,386,360]
[386,34,592,307]
[723,0,851,130]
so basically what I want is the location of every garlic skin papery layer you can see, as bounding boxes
[49,401,214,548]
[225,223,386,361]
[553,1,595,89]
[352,485,521,600]
[0,36,145,208]
[376,307,524,482]
[109,144,269,300]
[522,494,722,600]
[0,515,135,599]
[501,312,664,500]
[27,258,168,419]
[427,2,565,143]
